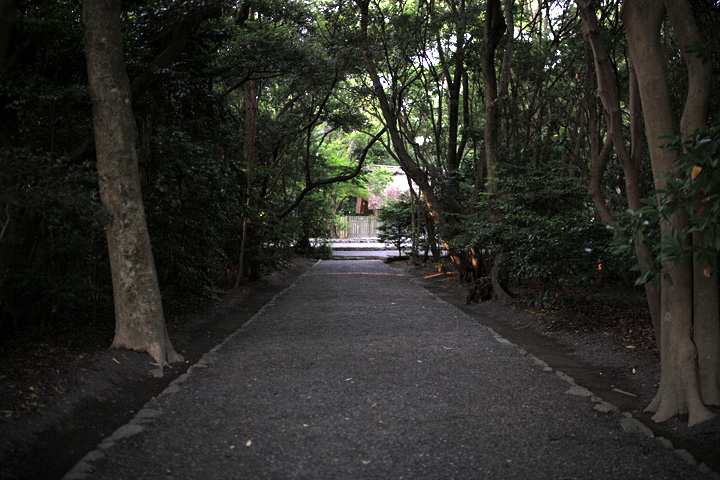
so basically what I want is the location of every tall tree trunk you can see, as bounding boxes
[481,0,512,301]
[235,79,259,287]
[576,0,661,345]
[83,0,182,373]
[665,0,719,407]
[622,0,715,425]
[498,0,514,109]
[481,0,506,201]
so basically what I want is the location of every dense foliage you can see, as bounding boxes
[455,162,624,284]
[0,0,390,334]
[615,123,720,289]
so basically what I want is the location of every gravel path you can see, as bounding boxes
[65,260,710,479]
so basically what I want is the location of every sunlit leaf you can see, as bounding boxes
[691,165,702,180]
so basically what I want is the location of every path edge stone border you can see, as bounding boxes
[421,285,720,480]
[493,330,719,479]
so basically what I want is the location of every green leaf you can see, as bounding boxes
[635,230,644,245]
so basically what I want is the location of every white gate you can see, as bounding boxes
[337,216,383,238]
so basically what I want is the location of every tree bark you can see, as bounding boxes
[235,79,259,287]
[480,0,512,301]
[481,0,506,201]
[498,0,514,108]
[622,0,715,425]
[576,0,661,345]
[694,252,720,405]
[83,0,183,373]
[664,0,719,407]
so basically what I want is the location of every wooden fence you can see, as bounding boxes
[336,215,383,238]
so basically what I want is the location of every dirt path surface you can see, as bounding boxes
[63,260,713,479]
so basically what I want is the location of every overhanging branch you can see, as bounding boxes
[277,127,387,218]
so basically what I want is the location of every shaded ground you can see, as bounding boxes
[0,256,718,479]
[0,259,315,480]
[401,261,720,474]
[63,260,716,479]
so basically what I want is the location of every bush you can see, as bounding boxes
[377,194,415,256]
[457,162,628,284]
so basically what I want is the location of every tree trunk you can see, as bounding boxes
[480,0,512,300]
[83,0,182,373]
[235,79,259,286]
[424,210,441,260]
[481,0,506,202]
[664,0,720,408]
[234,198,249,288]
[622,0,715,425]
[576,0,662,345]
[694,252,720,405]
[498,0,514,110]
[407,176,419,258]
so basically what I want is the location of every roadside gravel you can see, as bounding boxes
[66,260,714,479]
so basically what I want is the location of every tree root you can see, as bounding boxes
[466,273,514,304]
[646,385,717,427]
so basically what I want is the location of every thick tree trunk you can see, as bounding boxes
[694,253,720,405]
[83,0,182,373]
[651,247,712,426]
[623,0,715,425]
[664,0,720,408]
